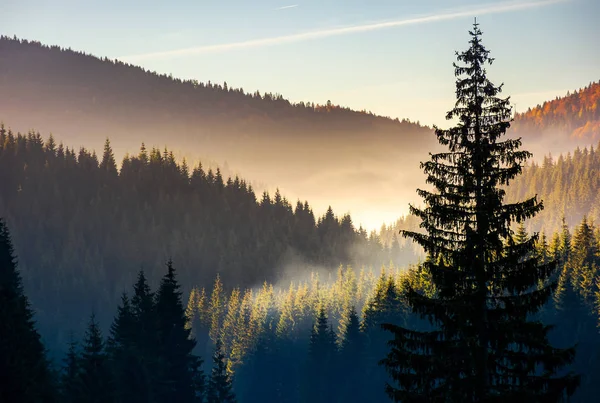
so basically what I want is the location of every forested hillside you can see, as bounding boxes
[0,36,437,230]
[512,81,600,140]
[510,81,600,157]
[0,126,418,356]
[505,141,600,233]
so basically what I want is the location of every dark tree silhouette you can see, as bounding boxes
[155,259,205,402]
[303,305,338,403]
[76,313,113,403]
[60,334,80,403]
[107,293,147,403]
[339,305,368,403]
[382,20,579,402]
[0,218,57,403]
[207,337,236,403]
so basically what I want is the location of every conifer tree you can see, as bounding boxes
[560,216,572,263]
[382,21,579,402]
[0,218,57,403]
[228,289,254,373]
[77,313,113,403]
[130,270,158,402]
[363,272,404,402]
[339,306,368,403]
[536,231,550,265]
[100,137,117,176]
[186,286,210,355]
[209,274,226,345]
[108,293,145,403]
[569,216,599,304]
[207,337,237,403]
[303,306,338,403]
[155,259,205,403]
[60,334,80,403]
[186,286,204,339]
[221,287,241,363]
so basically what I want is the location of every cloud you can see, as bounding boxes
[276,4,298,10]
[120,0,568,61]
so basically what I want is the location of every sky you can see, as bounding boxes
[3,0,599,127]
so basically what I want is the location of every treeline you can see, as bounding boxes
[0,36,428,138]
[0,126,418,355]
[505,142,600,233]
[512,80,600,139]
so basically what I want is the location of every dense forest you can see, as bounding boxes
[505,141,600,233]
[0,125,419,356]
[508,80,600,160]
[4,213,600,402]
[512,81,600,141]
[188,214,600,402]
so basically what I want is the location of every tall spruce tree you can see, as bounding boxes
[0,218,57,403]
[155,259,205,402]
[381,20,579,402]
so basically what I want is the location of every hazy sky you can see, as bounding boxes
[3,0,599,127]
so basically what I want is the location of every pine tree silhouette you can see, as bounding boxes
[155,259,205,402]
[339,306,367,403]
[303,306,338,403]
[382,20,579,402]
[60,334,80,403]
[0,218,57,402]
[77,313,113,403]
[207,337,236,403]
[108,293,147,403]
[130,270,159,403]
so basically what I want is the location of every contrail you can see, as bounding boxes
[120,0,568,61]
[276,5,299,10]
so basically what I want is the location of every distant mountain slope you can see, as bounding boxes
[0,36,432,148]
[510,81,600,156]
[0,36,438,228]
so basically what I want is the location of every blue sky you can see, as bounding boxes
[3,0,599,126]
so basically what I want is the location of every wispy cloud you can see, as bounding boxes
[120,0,568,61]
[276,4,298,10]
